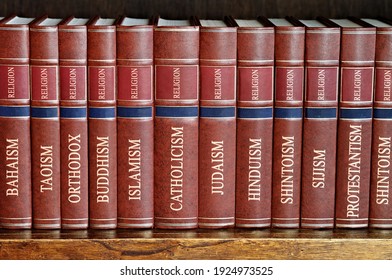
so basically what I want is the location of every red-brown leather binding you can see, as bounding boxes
[87,16,117,229]
[267,18,305,228]
[325,18,376,228]
[117,17,154,228]
[300,19,340,229]
[198,18,237,228]
[30,16,62,229]
[153,17,199,229]
[0,15,34,229]
[363,18,392,229]
[231,17,274,228]
[59,17,89,229]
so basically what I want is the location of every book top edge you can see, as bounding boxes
[234,19,265,27]
[157,19,192,27]
[67,18,90,26]
[268,18,293,27]
[300,19,326,28]
[330,18,362,28]
[199,19,228,27]
[120,17,150,26]
[2,16,35,25]
[362,18,392,28]
[94,18,116,26]
[38,18,63,26]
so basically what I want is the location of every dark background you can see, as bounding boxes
[1,0,391,19]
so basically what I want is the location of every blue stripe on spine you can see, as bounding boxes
[89,107,116,118]
[31,107,58,118]
[155,106,198,117]
[60,107,87,118]
[274,107,303,119]
[237,107,273,119]
[0,106,30,117]
[200,107,235,118]
[339,108,372,119]
[374,108,392,119]
[305,108,337,119]
[117,106,152,118]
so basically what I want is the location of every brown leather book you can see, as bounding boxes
[229,17,274,228]
[30,16,62,229]
[87,16,117,229]
[361,18,392,228]
[299,19,340,229]
[266,17,305,228]
[153,17,199,229]
[59,17,89,229]
[0,15,34,229]
[116,16,154,229]
[323,18,376,228]
[198,18,237,228]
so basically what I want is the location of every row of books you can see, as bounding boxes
[0,14,390,230]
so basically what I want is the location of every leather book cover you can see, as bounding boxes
[326,18,376,228]
[361,18,392,228]
[0,16,34,229]
[299,19,340,229]
[30,16,62,229]
[153,17,199,229]
[117,16,154,229]
[88,16,117,229]
[59,17,89,229]
[230,17,274,228]
[265,17,305,228]
[198,18,237,228]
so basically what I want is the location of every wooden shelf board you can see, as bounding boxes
[0,229,392,260]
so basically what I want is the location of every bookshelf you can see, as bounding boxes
[1,0,391,20]
[1,229,392,259]
[1,0,392,260]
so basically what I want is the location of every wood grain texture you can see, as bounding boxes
[1,229,392,260]
[0,0,391,19]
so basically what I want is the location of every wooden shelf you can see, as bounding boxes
[1,229,392,260]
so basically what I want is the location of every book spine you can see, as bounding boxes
[0,23,32,229]
[335,27,376,228]
[117,24,154,228]
[271,25,305,228]
[59,24,88,229]
[198,26,237,228]
[30,24,61,229]
[88,24,117,229]
[153,25,199,229]
[369,26,392,228]
[235,26,274,228]
[300,27,340,229]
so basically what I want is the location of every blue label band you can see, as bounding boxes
[31,107,58,118]
[200,107,235,118]
[274,107,303,119]
[117,106,153,118]
[155,106,198,118]
[339,108,372,119]
[60,107,87,118]
[89,107,116,119]
[374,108,392,119]
[0,106,30,117]
[237,107,273,119]
[305,108,337,119]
